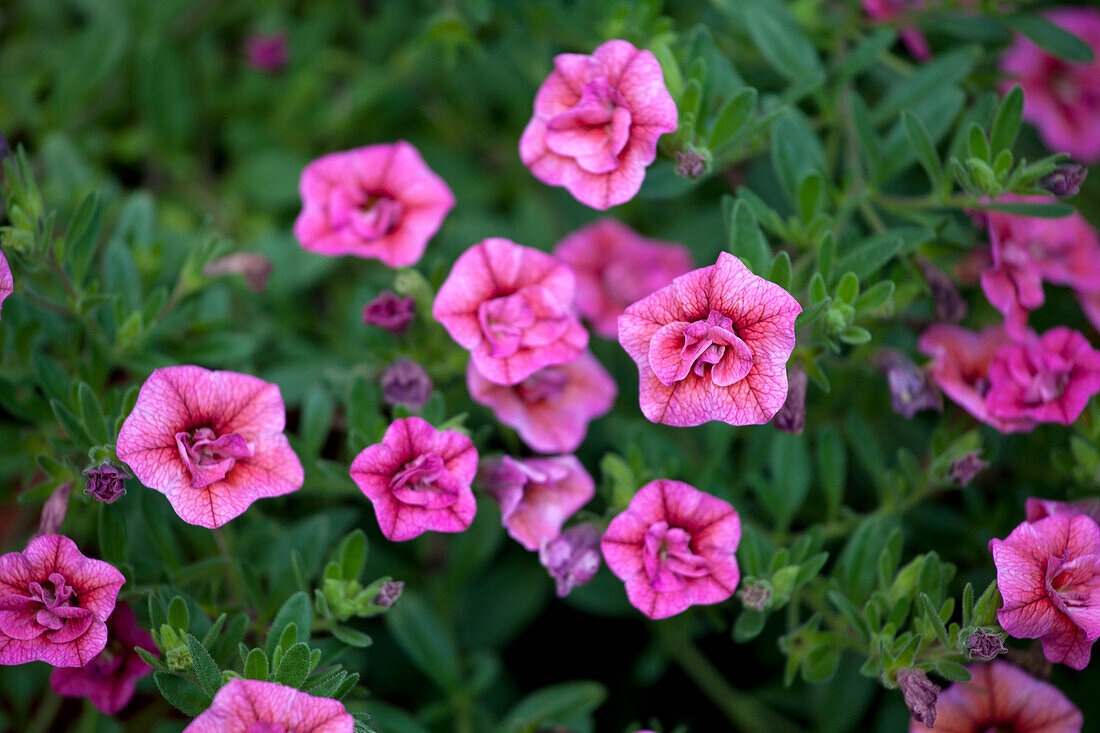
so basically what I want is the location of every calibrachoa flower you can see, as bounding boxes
[433,238,589,385]
[466,351,616,453]
[553,219,693,338]
[245,32,288,73]
[985,327,1100,426]
[0,535,125,667]
[918,323,1037,433]
[1027,497,1100,528]
[49,602,156,714]
[381,359,432,410]
[294,141,455,267]
[1000,7,1100,163]
[539,523,602,597]
[183,678,354,733]
[618,252,801,426]
[349,417,477,542]
[362,290,416,333]
[0,248,12,318]
[478,455,594,551]
[990,513,1100,669]
[116,366,304,529]
[519,39,678,210]
[602,479,740,619]
[909,661,1083,732]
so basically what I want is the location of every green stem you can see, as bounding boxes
[24,691,62,733]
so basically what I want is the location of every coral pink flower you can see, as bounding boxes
[519,39,678,210]
[909,660,1082,732]
[1000,7,1100,164]
[985,327,1100,426]
[1027,497,1100,528]
[433,238,589,385]
[479,455,594,551]
[618,252,801,426]
[602,479,740,619]
[183,678,353,733]
[349,417,477,542]
[553,219,693,338]
[0,535,125,667]
[293,141,455,267]
[116,366,304,529]
[50,602,156,714]
[466,351,616,453]
[990,513,1100,670]
[0,249,12,318]
[917,324,1037,433]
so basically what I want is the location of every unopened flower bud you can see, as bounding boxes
[675,149,707,179]
[1039,165,1087,198]
[773,363,807,434]
[949,451,988,486]
[246,33,288,73]
[372,581,404,608]
[964,627,1007,661]
[203,252,273,293]
[896,667,940,728]
[539,524,602,597]
[878,350,942,418]
[737,579,772,611]
[362,290,416,334]
[83,461,130,504]
[916,257,967,323]
[33,482,72,539]
[381,359,432,410]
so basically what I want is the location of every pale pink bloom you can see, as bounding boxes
[917,323,1037,433]
[553,219,693,338]
[0,535,125,667]
[986,327,1100,426]
[991,513,1100,670]
[909,661,1082,732]
[478,455,594,551]
[540,523,602,597]
[862,0,931,60]
[1000,7,1100,163]
[433,238,589,385]
[116,366,304,529]
[519,40,678,210]
[1027,497,1100,528]
[50,602,156,714]
[601,479,740,619]
[466,351,616,453]
[293,141,455,267]
[0,248,12,318]
[183,678,354,733]
[349,417,477,542]
[618,252,801,426]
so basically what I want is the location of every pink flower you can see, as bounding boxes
[362,290,416,334]
[917,324,1037,433]
[618,252,801,426]
[0,249,11,318]
[478,455,594,551]
[183,678,353,733]
[985,327,1100,426]
[862,0,931,60]
[293,141,455,267]
[601,480,740,619]
[519,40,678,210]
[0,535,125,667]
[349,417,477,542]
[466,351,616,453]
[1027,497,1100,528]
[50,602,156,714]
[540,523,602,597]
[990,513,1100,670]
[433,238,589,385]
[909,661,1082,732]
[1000,7,1100,163]
[553,219,693,338]
[116,366,304,529]
[246,33,288,73]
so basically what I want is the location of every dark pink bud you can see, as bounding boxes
[878,350,942,418]
[246,33,288,73]
[203,253,273,293]
[675,149,707,179]
[381,359,432,410]
[772,363,807,434]
[33,482,73,539]
[83,462,130,504]
[965,628,1007,661]
[916,257,967,323]
[949,451,987,486]
[897,667,940,728]
[539,524,602,597]
[362,291,416,334]
[372,581,403,608]
[1039,165,1087,198]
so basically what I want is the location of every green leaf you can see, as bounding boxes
[332,625,374,648]
[840,326,872,345]
[973,201,1073,218]
[245,648,269,681]
[678,78,703,123]
[771,110,826,203]
[932,659,973,682]
[135,646,166,672]
[756,432,810,527]
[835,232,906,280]
[967,124,990,163]
[990,85,1024,154]
[96,502,127,567]
[834,28,897,80]
[494,681,607,733]
[266,592,313,658]
[1003,15,1094,63]
[729,198,771,275]
[849,93,881,180]
[66,191,103,286]
[187,634,223,696]
[733,609,768,643]
[769,251,792,290]
[339,529,368,581]
[798,173,823,223]
[873,47,978,125]
[817,233,836,283]
[299,384,335,458]
[709,87,757,149]
[273,642,311,688]
[918,594,950,647]
[816,431,846,520]
[855,280,894,312]
[802,645,840,684]
[51,399,93,447]
[741,1,823,80]
[971,580,1002,627]
[167,596,189,632]
[154,672,211,716]
[827,590,869,638]
[77,382,112,445]
[836,272,859,304]
[385,592,462,692]
[903,111,943,190]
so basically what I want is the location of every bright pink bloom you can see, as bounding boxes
[116,366,304,529]
[917,324,1037,433]
[990,513,1100,670]
[466,351,616,453]
[862,0,931,60]
[1000,7,1100,163]
[479,455,594,551]
[1027,497,1100,528]
[986,327,1100,426]
[349,417,477,542]
[553,219,693,338]
[183,678,354,733]
[50,602,156,714]
[293,141,455,267]
[0,249,12,318]
[618,252,801,426]
[909,660,1082,732]
[0,535,124,667]
[433,238,589,385]
[601,479,740,619]
[519,39,678,210]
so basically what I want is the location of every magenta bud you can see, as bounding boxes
[83,462,130,504]
[1039,165,1087,198]
[373,581,404,608]
[964,627,1007,661]
[362,290,416,334]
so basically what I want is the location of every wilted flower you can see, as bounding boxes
[619,252,801,426]
[916,257,967,323]
[202,252,273,293]
[963,628,1007,662]
[1040,165,1088,198]
[519,39,678,210]
[539,523,602,597]
[372,581,404,608]
[896,667,940,728]
[381,359,432,411]
[0,535,125,667]
[116,366,304,529]
[479,455,594,551]
[772,363,807,434]
[362,290,416,334]
[602,479,741,619]
[878,350,942,418]
[1026,497,1100,528]
[0,249,12,319]
[949,451,988,486]
[183,678,354,732]
[349,417,478,541]
[245,32,288,73]
[33,482,72,538]
[83,462,130,504]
